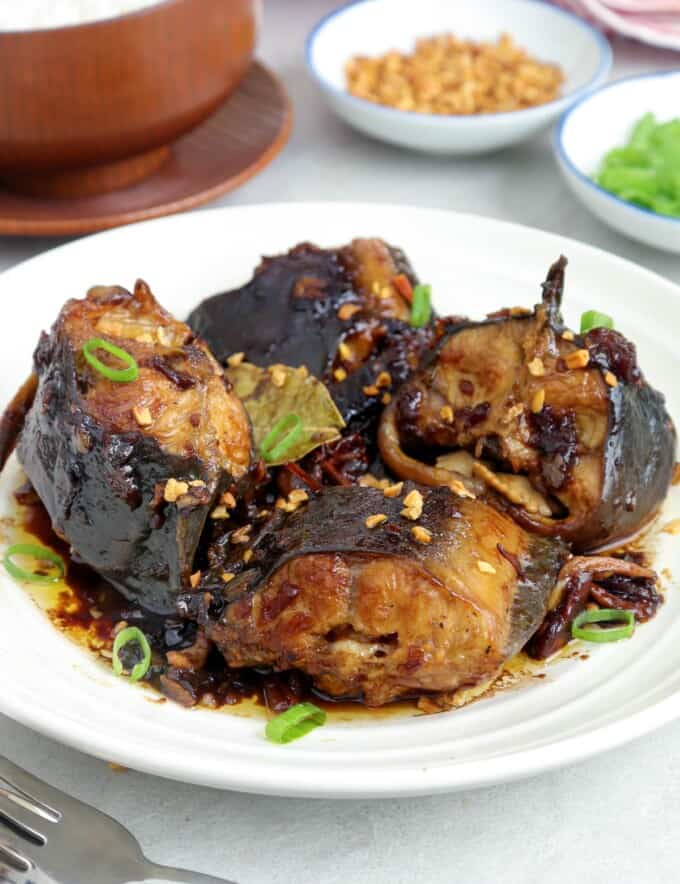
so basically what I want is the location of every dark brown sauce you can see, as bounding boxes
[12,487,660,720]
[21,497,120,646]
[14,491,418,720]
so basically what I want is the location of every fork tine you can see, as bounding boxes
[0,784,58,827]
[0,793,46,847]
[0,832,35,872]
[0,758,61,821]
[0,844,33,876]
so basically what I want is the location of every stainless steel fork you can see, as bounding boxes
[0,755,237,884]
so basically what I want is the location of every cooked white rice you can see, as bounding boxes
[0,0,165,31]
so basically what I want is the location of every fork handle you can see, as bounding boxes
[144,863,238,884]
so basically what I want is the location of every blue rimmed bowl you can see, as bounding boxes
[556,71,680,254]
[306,0,611,155]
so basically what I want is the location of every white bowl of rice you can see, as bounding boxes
[0,0,163,30]
[0,0,259,194]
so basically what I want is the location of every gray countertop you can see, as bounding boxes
[2,2,680,882]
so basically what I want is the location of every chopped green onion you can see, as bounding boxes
[3,543,65,583]
[261,413,303,463]
[595,112,680,219]
[410,284,432,328]
[572,608,635,643]
[580,310,614,335]
[265,702,327,744]
[112,626,152,682]
[82,337,139,383]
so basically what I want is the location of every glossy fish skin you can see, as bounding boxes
[189,485,566,706]
[588,371,676,550]
[187,238,415,370]
[17,281,252,614]
[186,238,433,432]
[383,257,677,551]
[188,242,354,376]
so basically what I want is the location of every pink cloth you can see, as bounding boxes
[554,0,680,47]
[604,1,680,11]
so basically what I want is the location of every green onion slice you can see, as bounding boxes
[261,413,303,463]
[580,310,614,335]
[265,702,327,744]
[572,608,635,643]
[410,284,432,328]
[3,543,65,583]
[112,627,152,682]
[82,337,139,383]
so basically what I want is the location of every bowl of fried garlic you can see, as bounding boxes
[306,0,611,155]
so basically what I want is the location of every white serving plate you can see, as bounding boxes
[0,203,678,798]
[556,71,680,254]
[306,0,611,155]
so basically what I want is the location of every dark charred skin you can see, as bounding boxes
[382,257,677,551]
[16,281,252,614]
[187,239,436,432]
[183,484,566,706]
[188,239,416,369]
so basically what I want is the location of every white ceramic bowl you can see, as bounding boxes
[556,71,680,254]
[306,0,611,155]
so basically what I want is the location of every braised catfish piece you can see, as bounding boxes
[187,239,436,432]
[381,257,676,550]
[17,281,252,614]
[185,484,566,706]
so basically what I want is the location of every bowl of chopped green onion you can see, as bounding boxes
[555,71,680,253]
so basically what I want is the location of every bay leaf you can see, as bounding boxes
[226,362,345,465]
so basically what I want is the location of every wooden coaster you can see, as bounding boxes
[0,62,292,237]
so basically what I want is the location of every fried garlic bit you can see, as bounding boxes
[359,474,392,490]
[383,481,404,499]
[227,351,245,367]
[527,357,545,377]
[132,405,153,427]
[230,525,252,544]
[530,388,545,414]
[164,478,189,503]
[401,489,424,521]
[221,491,237,509]
[411,525,432,545]
[565,349,590,370]
[276,489,309,513]
[338,302,361,321]
[346,33,563,116]
[269,365,287,388]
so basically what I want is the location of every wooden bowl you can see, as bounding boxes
[0,0,258,197]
